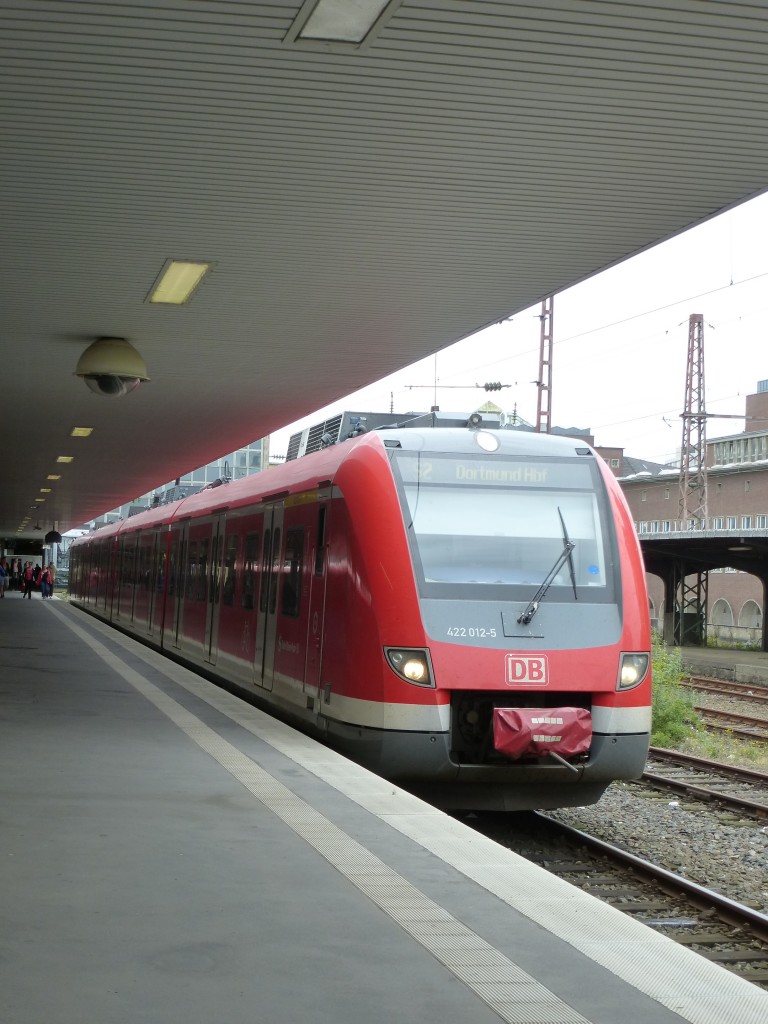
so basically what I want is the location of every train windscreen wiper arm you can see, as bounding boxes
[558,506,579,601]
[517,508,577,625]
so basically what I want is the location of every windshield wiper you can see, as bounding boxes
[517,507,577,625]
[558,506,578,601]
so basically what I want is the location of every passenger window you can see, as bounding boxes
[242,532,260,610]
[270,528,281,615]
[223,534,238,607]
[186,541,198,599]
[314,507,326,576]
[260,529,271,613]
[198,539,209,602]
[281,528,304,618]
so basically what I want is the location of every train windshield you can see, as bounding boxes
[391,452,613,600]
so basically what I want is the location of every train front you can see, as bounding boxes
[371,425,652,811]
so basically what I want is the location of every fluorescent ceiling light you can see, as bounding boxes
[299,0,393,42]
[149,260,210,304]
[40,488,52,494]
[35,498,45,503]
[70,426,93,437]
[47,474,61,480]
[56,456,74,463]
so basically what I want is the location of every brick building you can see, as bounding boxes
[597,381,768,644]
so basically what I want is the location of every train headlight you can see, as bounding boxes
[385,648,435,687]
[475,431,500,452]
[617,652,650,690]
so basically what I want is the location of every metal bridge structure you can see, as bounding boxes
[640,530,768,650]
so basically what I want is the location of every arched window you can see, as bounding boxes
[739,600,762,629]
[710,599,734,627]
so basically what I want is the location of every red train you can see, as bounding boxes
[68,421,652,810]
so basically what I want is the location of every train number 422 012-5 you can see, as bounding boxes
[446,626,497,638]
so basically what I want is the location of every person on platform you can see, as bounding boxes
[40,564,53,599]
[22,561,35,599]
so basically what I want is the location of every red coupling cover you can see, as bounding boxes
[493,707,592,759]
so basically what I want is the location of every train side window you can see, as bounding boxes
[210,533,221,605]
[140,537,153,592]
[260,529,271,613]
[155,544,166,594]
[198,539,209,602]
[171,537,184,597]
[222,534,238,607]
[242,532,260,610]
[314,506,326,576]
[186,540,198,600]
[270,527,281,615]
[120,537,137,591]
[281,528,304,618]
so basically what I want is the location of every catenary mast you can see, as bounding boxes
[679,312,708,527]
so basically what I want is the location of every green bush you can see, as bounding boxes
[647,633,768,769]
[649,633,703,748]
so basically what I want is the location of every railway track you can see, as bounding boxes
[686,676,768,703]
[641,747,768,820]
[694,706,768,742]
[679,675,768,740]
[469,810,768,989]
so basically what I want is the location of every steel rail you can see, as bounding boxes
[639,771,768,820]
[648,746,768,784]
[686,677,768,704]
[536,812,768,943]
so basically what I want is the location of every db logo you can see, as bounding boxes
[505,655,548,685]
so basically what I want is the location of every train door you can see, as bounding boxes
[303,502,329,705]
[95,541,107,611]
[107,537,120,621]
[178,521,213,657]
[96,540,111,613]
[149,529,169,640]
[165,522,188,650]
[116,533,138,622]
[216,513,262,686]
[254,504,284,691]
[203,516,225,664]
[133,531,155,629]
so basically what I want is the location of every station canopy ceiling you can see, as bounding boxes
[3,1,768,542]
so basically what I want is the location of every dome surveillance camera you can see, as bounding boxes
[84,374,143,397]
[75,337,150,397]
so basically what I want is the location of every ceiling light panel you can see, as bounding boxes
[149,260,210,304]
[294,0,399,44]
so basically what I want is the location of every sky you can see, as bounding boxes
[268,190,768,467]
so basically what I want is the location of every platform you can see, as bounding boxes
[679,644,768,685]
[1,592,767,1024]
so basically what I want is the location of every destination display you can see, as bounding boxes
[394,454,594,490]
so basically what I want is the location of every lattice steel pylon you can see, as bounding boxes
[535,296,554,433]
[674,312,708,646]
[679,312,708,528]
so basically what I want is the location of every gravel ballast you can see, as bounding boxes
[549,781,768,912]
